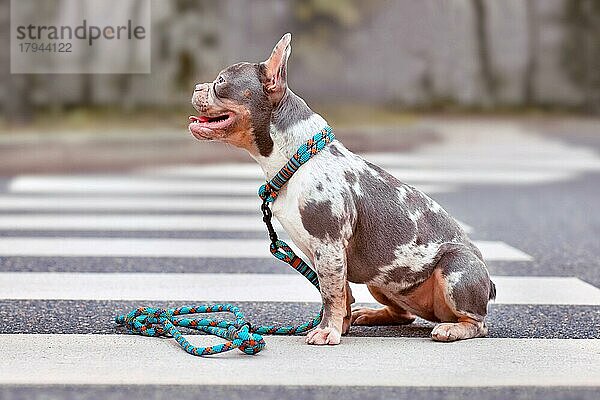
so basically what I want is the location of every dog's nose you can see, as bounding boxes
[194,83,207,92]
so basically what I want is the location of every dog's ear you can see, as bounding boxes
[261,33,291,104]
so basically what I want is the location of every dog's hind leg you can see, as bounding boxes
[430,249,494,342]
[351,285,416,326]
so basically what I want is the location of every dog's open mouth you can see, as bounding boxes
[188,113,234,139]
[189,113,232,127]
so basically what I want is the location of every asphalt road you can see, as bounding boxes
[0,120,599,399]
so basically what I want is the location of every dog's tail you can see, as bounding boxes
[489,279,497,301]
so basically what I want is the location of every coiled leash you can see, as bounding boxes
[115,126,335,356]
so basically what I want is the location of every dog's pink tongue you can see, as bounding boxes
[189,116,212,123]
[189,116,211,123]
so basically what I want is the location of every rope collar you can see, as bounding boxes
[258,125,334,203]
[115,125,334,357]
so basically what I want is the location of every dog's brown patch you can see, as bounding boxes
[395,269,456,322]
[215,100,260,156]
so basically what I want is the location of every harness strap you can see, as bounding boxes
[115,125,335,356]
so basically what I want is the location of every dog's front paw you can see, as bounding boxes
[305,326,341,345]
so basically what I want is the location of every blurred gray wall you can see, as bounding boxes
[2,0,599,114]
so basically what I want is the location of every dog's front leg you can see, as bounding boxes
[306,244,347,345]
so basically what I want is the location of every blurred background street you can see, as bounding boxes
[0,1,599,399]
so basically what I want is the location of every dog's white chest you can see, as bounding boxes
[271,184,315,261]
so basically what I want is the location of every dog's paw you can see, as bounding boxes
[305,326,341,345]
[351,307,380,326]
[431,323,461,342]
[351,306,415,326]
[350,308,371,325]
[431,321,488,342]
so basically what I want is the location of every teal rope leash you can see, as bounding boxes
[115,125,335,356]
[115,305,267,356]
[115,255,322,356]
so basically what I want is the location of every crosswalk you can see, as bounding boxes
[1,122,600,394]
[3,272,599,304]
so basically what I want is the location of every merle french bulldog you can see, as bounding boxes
[189,34,496,345]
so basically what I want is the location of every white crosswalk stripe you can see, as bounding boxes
[2,125,600,393]
[2,272,598,305]
[0,195,261,212]
[364,152,600,171]
[0,237,530,260]
[0,214,283,232]
[5,175,453,195]
[0,213,473,233]
[139,164,576,185]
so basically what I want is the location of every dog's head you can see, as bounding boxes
[189,33,293,157]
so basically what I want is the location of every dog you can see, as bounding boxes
[189,33,496,345]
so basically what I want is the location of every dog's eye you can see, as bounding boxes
[217,76,225,84]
